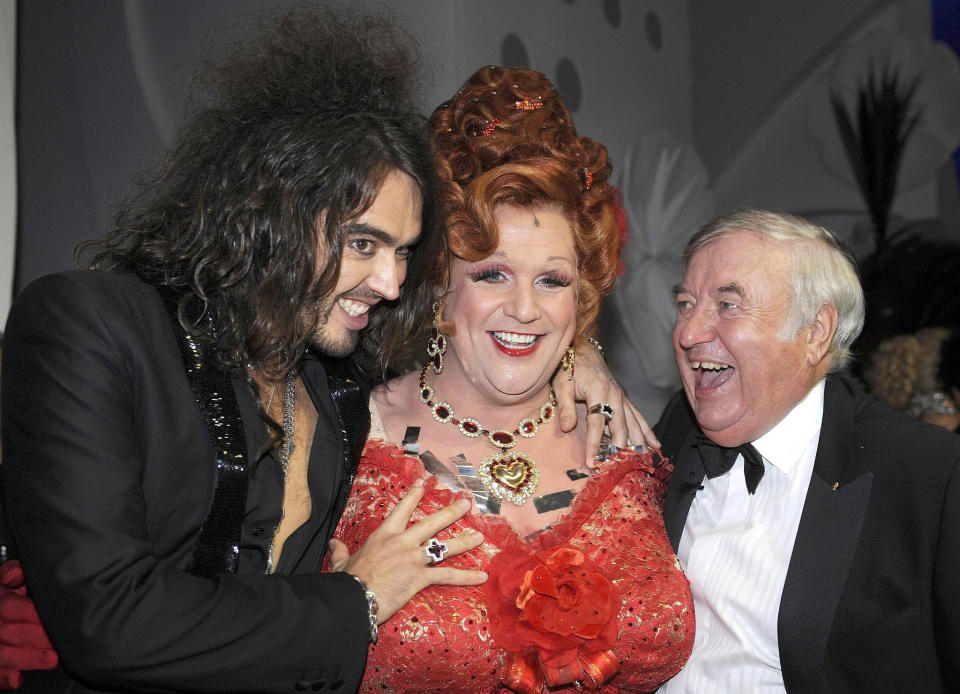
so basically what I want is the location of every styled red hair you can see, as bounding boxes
[430,66,623,340]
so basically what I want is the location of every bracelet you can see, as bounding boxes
[586,337,605,357]
[351,575,379,644]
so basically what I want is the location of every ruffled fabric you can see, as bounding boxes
[326,442,693,693]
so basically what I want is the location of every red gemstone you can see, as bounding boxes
[491,431,515,446]
[432,354,442,369]
[420,388,430,399]
[522,421,536,434]
[543,406,553,418]
[463,421,479,434]
[436,405,450,419]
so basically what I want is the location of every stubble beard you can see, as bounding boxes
[310,294,361,358]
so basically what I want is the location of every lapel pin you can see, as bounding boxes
[832,481,839,491]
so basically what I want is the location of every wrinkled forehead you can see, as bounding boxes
[684,231,795,295]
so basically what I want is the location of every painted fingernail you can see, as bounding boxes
[455,498,472,511]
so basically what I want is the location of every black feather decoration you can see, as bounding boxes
[830,64,922,252]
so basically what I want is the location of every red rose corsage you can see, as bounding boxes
[485,545,621,692]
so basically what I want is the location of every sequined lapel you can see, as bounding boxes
[159,287,249,578]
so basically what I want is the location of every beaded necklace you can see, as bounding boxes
[417,362,556,505]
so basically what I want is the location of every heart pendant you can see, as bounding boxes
[492,459,527,488]
[478,451,540,505]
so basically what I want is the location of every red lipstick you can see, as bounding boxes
[490,333,540,357]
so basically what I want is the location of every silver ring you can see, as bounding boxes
[424,537,448,565]
[587,402,615,421]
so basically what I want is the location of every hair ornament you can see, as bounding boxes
[581,168,594,191]
[482,118,501,136]
[514,98,544,111]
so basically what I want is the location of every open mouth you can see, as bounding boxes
[337,297,371,318]
[691,360,733,390]
[491,331,541,356]
[336,296,375,330]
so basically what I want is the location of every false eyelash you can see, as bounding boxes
[468,264,508,282]
[539,273,573,288]
[468,268,573,288]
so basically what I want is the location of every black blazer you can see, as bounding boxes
[656,376,960,693]
[1,272,370,693]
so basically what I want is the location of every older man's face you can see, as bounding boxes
[672,231,820,447]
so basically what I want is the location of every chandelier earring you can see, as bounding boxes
[426,300,447,375]
[561,346,575,381]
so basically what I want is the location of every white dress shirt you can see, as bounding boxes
[660,380,825,693]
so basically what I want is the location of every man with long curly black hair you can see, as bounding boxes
[0,9,488,692]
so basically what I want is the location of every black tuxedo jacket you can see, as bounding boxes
[656,376,960,693]
[1,272,370,693]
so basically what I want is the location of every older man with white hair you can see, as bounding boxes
[656,209,960,693]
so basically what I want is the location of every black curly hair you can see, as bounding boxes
[78,7,439,380]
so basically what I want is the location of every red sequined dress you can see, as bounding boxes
[326,439,694,693]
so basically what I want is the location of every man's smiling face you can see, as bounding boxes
[672,230,821,446]
[312,170,422,357]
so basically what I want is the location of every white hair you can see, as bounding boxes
[684,209,865,371]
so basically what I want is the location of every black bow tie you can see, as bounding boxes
[693,434,765,494]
